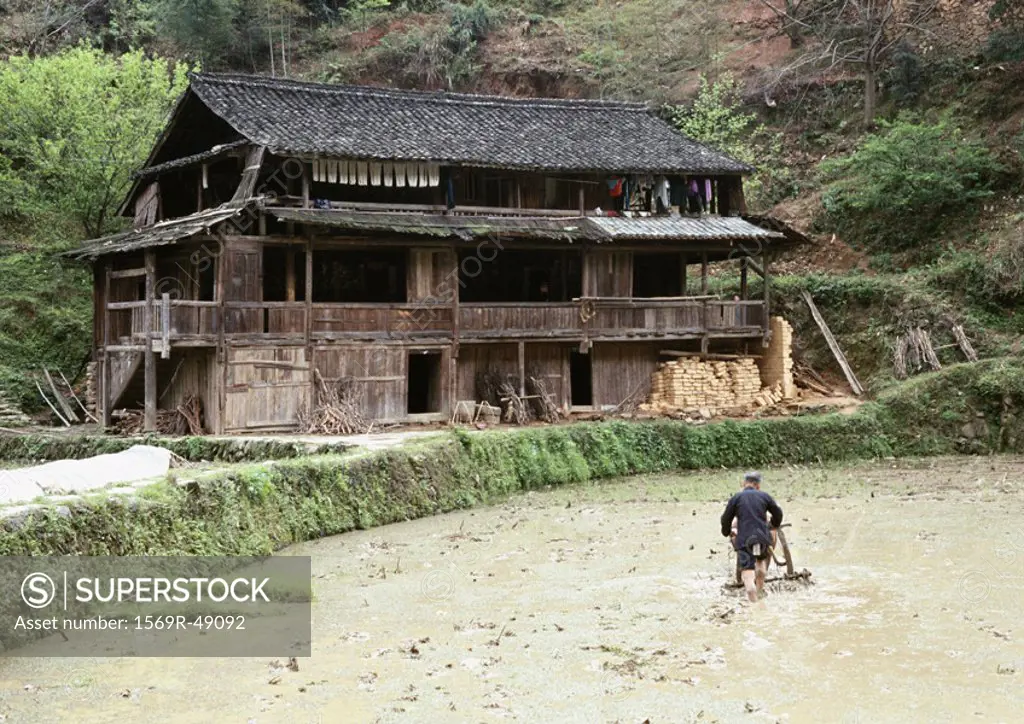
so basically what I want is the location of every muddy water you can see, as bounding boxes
[2,456,1024,723]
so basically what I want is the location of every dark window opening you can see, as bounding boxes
[408,352,442,414]
[262,247,307,302]
[459,250,582,303]
[633,253,682,298]
[570,350,592,407]
[197,260,215,301]
[313,250,406,303]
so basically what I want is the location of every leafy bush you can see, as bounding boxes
[983,28,1024,63]
[819,114,1002,249]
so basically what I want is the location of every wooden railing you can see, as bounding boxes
[105,298,768,346]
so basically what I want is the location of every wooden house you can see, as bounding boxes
[70,74,799,433]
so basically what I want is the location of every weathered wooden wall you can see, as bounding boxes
[591,342,659,408]
[313,344,406,421]
[158,349,219,433]
[525,343,569,410]
[223,345,310,431]
[223,239,262,334]
[407,248,456,302]
[455,343,519,402]
[585,251,632,298]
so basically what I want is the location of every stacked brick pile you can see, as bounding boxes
[644,356,764,413]
[0,390,31,427]
[758,317,796,399]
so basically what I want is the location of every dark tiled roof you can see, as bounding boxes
[188,73,752,175]
[270,208,589,242]
[133,140,249,179]
[67,207,244,260]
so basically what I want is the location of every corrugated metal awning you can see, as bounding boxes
[585,215,784,241]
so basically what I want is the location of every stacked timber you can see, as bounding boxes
[645,357,764,413]
[0,391,31,428]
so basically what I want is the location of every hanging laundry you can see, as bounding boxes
[427,164,441,187]
[357,162,369,186]
[313,198,331,210]
[382,162,394,187]
[327,160,338,184]
[655,176,670,214]
[407,164,419,187]
[417,164,429,188]
[395,163,407,188]
[369,162,382,186]
[704,179,713,212]
[313,159,321,183]
[607,178,625,197]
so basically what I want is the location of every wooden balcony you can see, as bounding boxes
[104,298,767,350]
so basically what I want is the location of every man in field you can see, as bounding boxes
[721,471,783,602]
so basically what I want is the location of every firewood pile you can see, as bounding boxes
[527,376,561,423]
[894,327,941,379]
[297,371,370,435]
[0,391,31,428]
[498,382,528,425]
[111,396,204,436]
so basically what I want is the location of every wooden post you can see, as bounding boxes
[740,257,748,300]
[701,301,710,358]
[302,162,311,209]
[215,243,226,434]
[305,239,313,345]
[102,265,112,428]
[578,186,585,216]
[258,211,267,236]
[143,250,157,432]
[197,169,204,212]
[700,251,708,294]
[518,341,526,398]
[160,293,171,360]
[286,251,296,302]
[762,250,771,344]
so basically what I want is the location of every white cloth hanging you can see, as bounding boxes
[417,164,428,188]
[312,159,321,183]
[395,162,407,188]
[382,162,394,187]
[427,164,441,187]
[348,160,358,185]
[327,160,338,184]
[655,176,670,211]
[357,162,369,186]
[407,164,419,187]
[369,162,382,186]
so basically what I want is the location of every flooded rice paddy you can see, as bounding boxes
[2,456,1023,723]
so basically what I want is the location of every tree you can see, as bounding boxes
[760,0,939,125]
[0,46,191,239]
[154,0,240,67]
[669,73,783,209]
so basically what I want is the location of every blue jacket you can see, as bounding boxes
[721,488,783,551]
